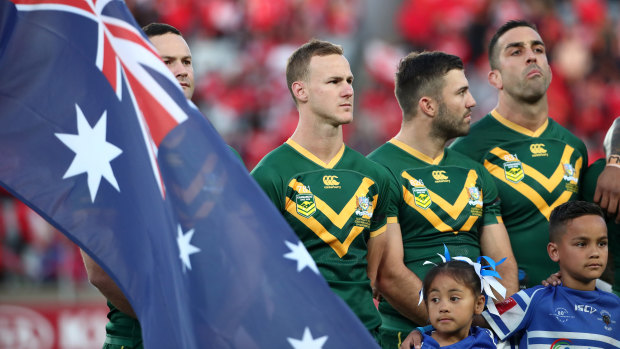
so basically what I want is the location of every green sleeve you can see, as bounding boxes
[250,165,285,212]
[478,163,502,226]
[227,145,246,169]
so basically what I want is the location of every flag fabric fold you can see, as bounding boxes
[0,1,378,347]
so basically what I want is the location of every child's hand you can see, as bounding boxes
[541,271,562,286]
[399,329,423,349]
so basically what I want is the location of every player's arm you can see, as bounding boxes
[479,223,519,298]
[81,250,136,318]
[374,222,429,325]
[367,225,386,295]
[595,116,620,222]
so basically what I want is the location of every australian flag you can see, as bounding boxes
[0,1,379,348]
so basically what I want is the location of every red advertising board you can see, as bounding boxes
[0,301,108,349]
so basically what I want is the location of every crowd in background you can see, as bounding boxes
[1,0,619,290]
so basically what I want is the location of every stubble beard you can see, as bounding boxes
[431,102,470,142]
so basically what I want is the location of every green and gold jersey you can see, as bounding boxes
[582,158,620,297]
[251,139,395,331]
[104,302,143,348]
[450,110,588,287]
[367,139,502,330]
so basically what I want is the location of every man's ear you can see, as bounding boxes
[418,96,436,117]
[547,242,560,262]
[474,294,486,315]
[488,70,503,90]
[292,81,307,103]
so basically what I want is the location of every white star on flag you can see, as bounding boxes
[283,240,319,274]
[287,327,328,349]
[55,104,122,202]
[177,225,200,272]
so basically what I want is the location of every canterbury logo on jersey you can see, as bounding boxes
[530,143,548,157]
[432,170,450,183]
[322,175,341,188]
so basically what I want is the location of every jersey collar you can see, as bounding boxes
[286,138,345,169]
[490,109,548,137]
[389,138,444,165]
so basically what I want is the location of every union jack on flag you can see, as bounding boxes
[0,1,378,348]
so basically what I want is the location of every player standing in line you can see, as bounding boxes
[81,23,196,349]
[251,39,395,342]
[367,51,518,349]
[450,20,588,288]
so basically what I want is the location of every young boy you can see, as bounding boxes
[483,200,619,348]
[401,201,620,349]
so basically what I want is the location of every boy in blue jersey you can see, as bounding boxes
[402,200,620,348]
[482,200,619,348]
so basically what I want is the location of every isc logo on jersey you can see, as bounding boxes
[323,175,341,189]
[502,153,524,183]
[295,184,316,218]
[530,143,548,157]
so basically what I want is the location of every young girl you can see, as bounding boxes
[418,260,498,348]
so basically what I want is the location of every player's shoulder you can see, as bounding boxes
[449,114,497,154]
[342,146,393,184]
[250,143,292,176]
[545,118,586,148]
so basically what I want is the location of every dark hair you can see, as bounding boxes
[488,20,538,70]
[549,201,605,242]
[423,260,481,304]
[286,39,344,103]
[142,23,182,38]
[394,51,463,118]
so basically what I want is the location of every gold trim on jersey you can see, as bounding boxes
[489,146,580,192]
[389,138,444,165]
[400,170,481,232]
[286,139,345,169]
[387,216,398,224]
[484,146,583,219]
[284,200,365,258]
[370,225,387,238]
[490,109,548,137]
[286,177,378,257]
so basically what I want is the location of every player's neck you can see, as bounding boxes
[495,95,548,132]
[395,120,446,160]
[290,120,344,164]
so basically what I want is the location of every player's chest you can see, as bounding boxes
[482,139,583,196]
[284,170,379,221]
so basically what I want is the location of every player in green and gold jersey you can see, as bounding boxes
[450,20,588,288]
[251,39,395,341]
[367,51,518,349]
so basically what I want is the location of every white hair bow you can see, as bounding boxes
[417,245,507,315]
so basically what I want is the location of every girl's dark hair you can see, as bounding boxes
[423,260,481,303]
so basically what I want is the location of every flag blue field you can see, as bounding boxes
[0,1,379,347]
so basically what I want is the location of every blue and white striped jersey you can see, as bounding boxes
[483,285,620,348]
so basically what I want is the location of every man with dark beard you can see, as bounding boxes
[367,51,518,349]
[450,20,588,289]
